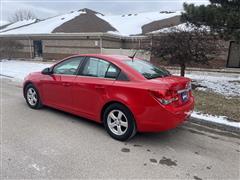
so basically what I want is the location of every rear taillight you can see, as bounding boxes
[149,89,179,105]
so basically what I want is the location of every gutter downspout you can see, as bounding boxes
[99,36,103,54]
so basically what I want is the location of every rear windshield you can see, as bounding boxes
[124,60,170,79]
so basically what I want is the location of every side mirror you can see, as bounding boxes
[42,67,53,75]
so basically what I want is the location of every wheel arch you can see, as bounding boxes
[23,81,41,100]
[23,81,34,98]
[100,100,137,126]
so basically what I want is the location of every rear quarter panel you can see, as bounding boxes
[104,81,163,127]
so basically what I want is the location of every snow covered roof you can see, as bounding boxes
[97,11,181,36]
[149,23,210,34]
[0,10,87,35]
[0,19,38,33]
[0,9,182,36]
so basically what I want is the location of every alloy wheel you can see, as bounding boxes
[27,88,38,106]
[107,110,128,136]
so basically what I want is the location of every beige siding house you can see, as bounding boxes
[0,8,178,61]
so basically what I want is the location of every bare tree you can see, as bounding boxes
[148,28,219,76]
[8,9,37,23]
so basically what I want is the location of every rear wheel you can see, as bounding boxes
[103,103,136,141]
[24,84,43,109]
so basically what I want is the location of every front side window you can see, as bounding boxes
[53,57,84,75]
[124,59,170,79]
[82,57,119,79]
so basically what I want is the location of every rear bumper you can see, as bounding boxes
[136,97,194,132]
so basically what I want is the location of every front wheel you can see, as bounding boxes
[24,84,43,109]
[103,103,136,141]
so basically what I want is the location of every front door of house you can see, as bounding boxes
[33,40,43,57]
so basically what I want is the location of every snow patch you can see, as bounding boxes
[191,111,240,128]
[107,31,121,35]
[187,73,240,97]
[0,60,51,81]
[195,87,208,92]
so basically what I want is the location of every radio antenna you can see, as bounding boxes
[128,50,137,61]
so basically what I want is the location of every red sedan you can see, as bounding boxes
[23,54,194,141]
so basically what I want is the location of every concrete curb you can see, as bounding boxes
[189,117,240,134]
[0,74,14,78]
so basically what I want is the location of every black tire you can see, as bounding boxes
[103,103,137,141]
[24,84,43,109]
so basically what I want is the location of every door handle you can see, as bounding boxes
[62,82,71,87]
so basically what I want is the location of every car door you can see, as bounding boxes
[72,57,120,121]
[41,56,84,110]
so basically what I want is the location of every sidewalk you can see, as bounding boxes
[165,66,240,74]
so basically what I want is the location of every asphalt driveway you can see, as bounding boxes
[1,78,240,179]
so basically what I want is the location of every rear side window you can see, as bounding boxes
[124,59,170,79]
[105,65,120,79]
[81,57,120,79]
[82,57,109,77]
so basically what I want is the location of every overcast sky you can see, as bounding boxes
[0,0,209,25]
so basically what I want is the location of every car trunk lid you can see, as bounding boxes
[148,75,191,91]
[147,75,192,107]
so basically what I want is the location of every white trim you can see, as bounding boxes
[0,32,148,39]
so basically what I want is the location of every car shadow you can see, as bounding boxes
[43,105,105,129]
[22,102,188,147]
[130,128,187,146]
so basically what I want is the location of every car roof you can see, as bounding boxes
[77,54,139,61]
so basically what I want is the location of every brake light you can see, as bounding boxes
[149,89,178,105]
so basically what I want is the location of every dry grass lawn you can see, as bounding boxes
[193,90,240,122]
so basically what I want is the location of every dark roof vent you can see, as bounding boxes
[160,11,175,14]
